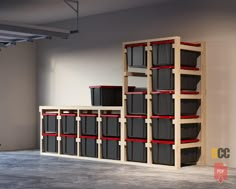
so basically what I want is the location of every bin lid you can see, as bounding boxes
[101,114,120,118]
[61,134,77,138]
[151,115,199,119]
[181,42,201,47]
[79,114,98,117]
[125,43,147,48]
[80,135,98,139]
[125,115,147,119]
[150,40,201,47]
[151,139,199,144]
[42,133,58,137]
[151,90,199,95]
[126,138,147,143]
[101,137,120,141]
[61,113,77,116]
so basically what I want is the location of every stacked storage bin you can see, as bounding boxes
[126,43,147,68]
[151,40,201,166]
[101,114,121,160]
[89,86,135,106]
[89,85,122,159]
[90,86,123,106]
[125,43,148,163]
[60,113,77,156]
[89,85,134,160]
[125,114,147,163]
[42,113,58,153]
[152,139,201,166]
[80,113,98,158]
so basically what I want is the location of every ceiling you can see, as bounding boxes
[0,0,169,24]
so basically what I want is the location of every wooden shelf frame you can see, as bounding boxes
[39,36,206,169]
[173,69,202,76]
[40,106,124,160]
[122,36,206,169]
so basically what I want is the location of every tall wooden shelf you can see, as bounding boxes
[40,36,206,169]
[122,36,206,169]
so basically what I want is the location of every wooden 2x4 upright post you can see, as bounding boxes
[174,37,182,169]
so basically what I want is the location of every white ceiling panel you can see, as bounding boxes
[0,0,171,24]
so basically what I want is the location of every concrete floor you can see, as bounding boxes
[0,151,235,189]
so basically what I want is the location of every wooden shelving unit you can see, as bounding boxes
[40,36,206,169]
[40,106,123,161]
[122,36,206,169]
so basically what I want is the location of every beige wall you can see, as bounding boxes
[0,43,37,151]
[37,0,236,167]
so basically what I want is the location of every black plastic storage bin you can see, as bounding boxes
[42,113,58,133]
[102,137,120,160]
[126,91,147,115]
[101,114,120,137]
[126,43,147,68]
[151,115,201,140]
[61,134,77,155]
[151,66,200,91]
[80,136,98,158]
[61,113,77,134]
[152,91,200,116]
[42,133,58,153]
[90,86,135,106]
[126,138,147,163]
[152,139,201,166]
[151,40,200,67]
[126,115,147,139]
[80,114,98,136]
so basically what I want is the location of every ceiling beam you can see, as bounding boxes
[0,20,71,39]
[0,38,12,43]
[0,32,34,39]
